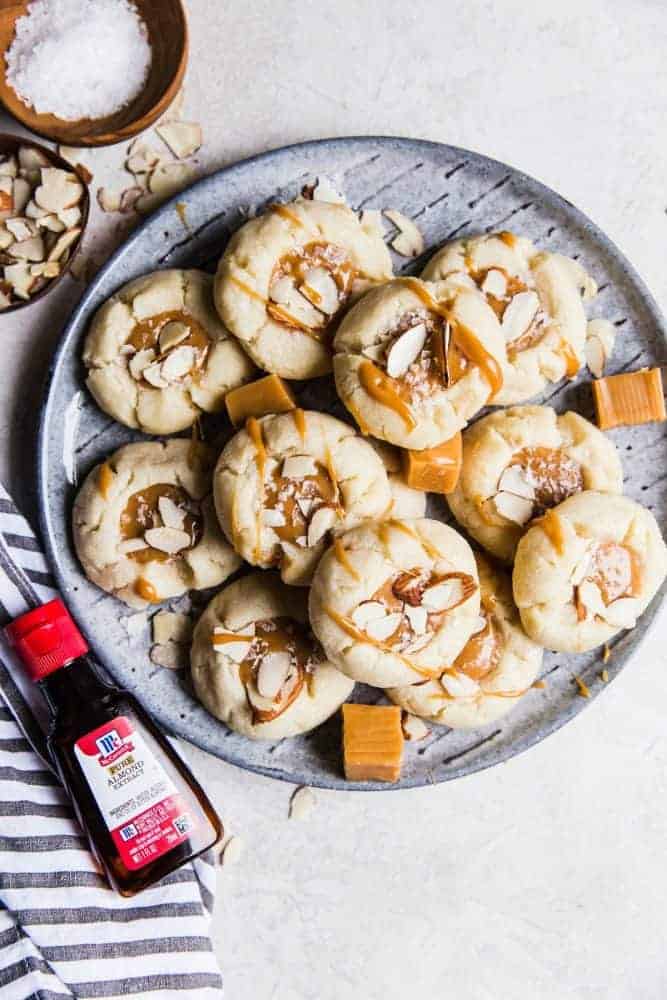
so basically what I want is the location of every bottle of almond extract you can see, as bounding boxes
[6,600,222,896]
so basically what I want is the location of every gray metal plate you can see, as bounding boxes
[37,137,666,790]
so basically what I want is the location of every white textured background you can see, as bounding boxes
[2,1,667,997]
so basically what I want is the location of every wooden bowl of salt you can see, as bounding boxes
[0,0,188,147]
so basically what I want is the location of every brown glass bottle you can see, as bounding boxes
[6,600,222,896]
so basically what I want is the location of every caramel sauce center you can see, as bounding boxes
[120,483,202,564]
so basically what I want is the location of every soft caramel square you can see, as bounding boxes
[401,431,462,494]
[342,704,404,783]
[225,374,296,426]
[592,368,665,430]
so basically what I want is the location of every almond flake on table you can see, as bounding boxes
[220,836,244,867]
[156,122,203,160]
[289,786,317,820]
[383,209,424,257]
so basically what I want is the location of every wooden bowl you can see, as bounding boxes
[0,1,188,148]
[0,132,90,313]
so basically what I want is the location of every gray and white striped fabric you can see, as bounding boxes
[0,484,224,999]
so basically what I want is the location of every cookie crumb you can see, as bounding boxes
[532,679,546,689]
[602,643,611,664]
[600,668,609,683]
[574,674,590,699]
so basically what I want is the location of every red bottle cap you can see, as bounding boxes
[5,599,89,682]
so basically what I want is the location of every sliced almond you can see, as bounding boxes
[126,141,162,175]
[35,168,83,213]
[159,320,190,352]
[469,615,487,635]
[152,610,192,645]
[158,495,187,530]
[280,287,325,328]
[402,713,430,741]
[220,835,244,867]
[136,192,163,215]
[307,505,336,547]
[585,319,616,378]
[149,162,193,199]
[0,227,14,250]
[4,262,36,299]
[422,578,465,612]
[142,361,168,388]
[30,261,60,278]
[5,217,35,241]
[295,535,308,547]
[361,342,387,363]
[577,580,606,618]
[359,209,386,238]
[18,146,50,173]
[268,275,294,305]
[161,345,195,381]
[9,234,44,262]
[296,498,314,519]
[600,597,639,629]
[289,785,317,819]
[37,214,66,234]
[156,121,203,159]
[150,642,188,670]
[144,526,191,554]
[25,199,48,220]
[498,464,535,500]
[282,455,318,479]
[12,178,31,215]
[119,537,149,553]
[481,268,508,298]
[263,508,286,528]
[365,612,403,641]
[129,348,156,380]
[0,155,17,178]
[119,186,144,213]
[404,604,428,634]
[97,188,121,213]
[310,176,345,204]
[384,209,424,257]
[256,651,291,699]
[441,671,480,698]
[350,601,387,628]
[493,491,534,526]
[501,290,540,343]
[300,267,339,314]
[386,323,427,378]
[47,227,81,262]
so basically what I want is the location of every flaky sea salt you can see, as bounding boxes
[6,0,152,121]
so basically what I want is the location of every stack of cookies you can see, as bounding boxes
[72,193,667,781]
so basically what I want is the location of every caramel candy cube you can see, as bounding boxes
[342,704,404,783]
[592,368,665,430]
[401,431,462,494]
[225,374,296,427]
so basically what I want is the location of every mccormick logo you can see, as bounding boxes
[95,729,132,766]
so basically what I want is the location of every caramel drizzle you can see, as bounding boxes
[358,360,417,430]
[332,538,361,580]
[343,396,370,435]
[270,203,304,227]
[266,301,320,338]
[98,462,114,500]
[324,605,440,679]
[558,339,580,378]
[379,519,442,561]
[230,275,267,305]
[135,577,158,603]
[212,631,255,645]
[293,407,306,442]
[246,417,266,562]
[533,507,565,554]
[401,277,503,398]
[497,231,517,247]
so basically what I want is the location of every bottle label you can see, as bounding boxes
[74,716,196,871]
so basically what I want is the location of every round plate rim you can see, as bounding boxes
[36,135,667,791]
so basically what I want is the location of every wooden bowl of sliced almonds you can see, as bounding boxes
[0,133,90,314]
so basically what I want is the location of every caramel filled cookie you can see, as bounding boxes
[214,199,392,379]
[388,553,543,729]
[84,269,255,434]
[309,518,480,688]
[447,405,623,562]
[213,410,392,587]
[191,573,354,740]
[333,276,505,449]
[513,492,667,653]
[73,440,240,608]
[422,232,595,404]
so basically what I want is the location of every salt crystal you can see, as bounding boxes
[6,0,152,121]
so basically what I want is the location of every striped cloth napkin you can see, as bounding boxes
[0,484,224,999]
